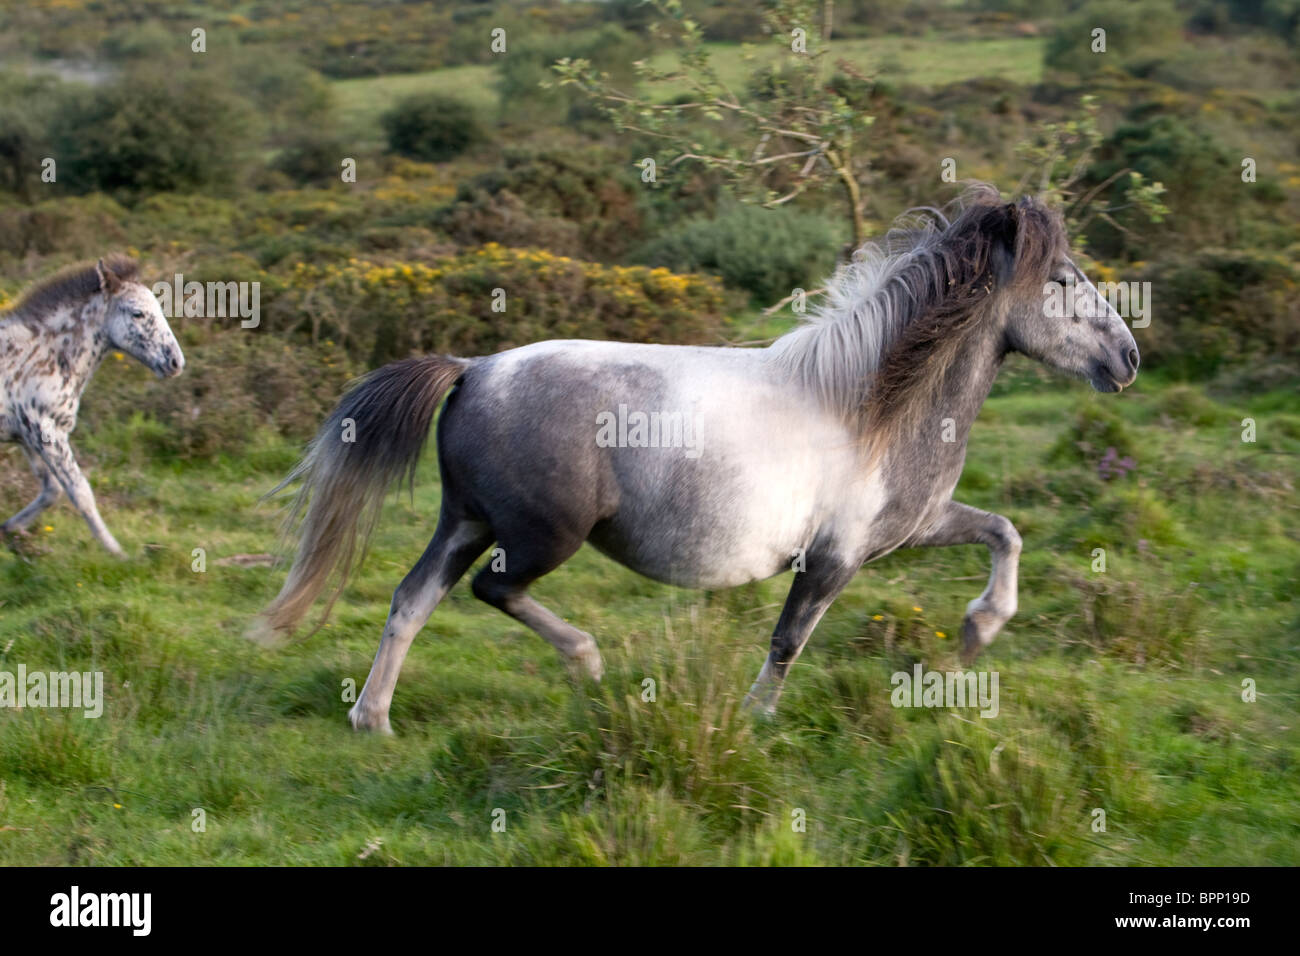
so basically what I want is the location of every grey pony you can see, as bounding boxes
[255,184,1139,733]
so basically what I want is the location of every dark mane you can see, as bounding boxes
[768,184,1069,452]
[865,188,1066,448]
[3,254,140,321]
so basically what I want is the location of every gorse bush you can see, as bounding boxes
[632,203,842,304]
[381,92,483,163]
[274,245,734,365]
[436,149,643,260]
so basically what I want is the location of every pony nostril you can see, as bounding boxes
[1127,349,1140,372]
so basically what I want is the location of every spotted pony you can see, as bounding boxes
[1,256,184,557]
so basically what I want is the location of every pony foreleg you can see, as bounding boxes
[350,517,491,733]
[37,436,126,558]
[907,500,1021,663]
[1,445,60,535]
[744,561,857,716]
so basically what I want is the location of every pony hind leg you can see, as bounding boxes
[1,444,61,536]
[470,530,604,681]
[349,512,492,733]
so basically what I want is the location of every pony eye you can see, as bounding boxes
[131,309,144,319]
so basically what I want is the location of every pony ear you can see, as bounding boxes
[986,203,1019,285]
[998,202,1020,245]
[96,257,123,295]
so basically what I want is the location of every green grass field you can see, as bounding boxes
[334,64,499,148]
[648,34,1044,91]
[332,35,1044,148]
[1,356,1296,865]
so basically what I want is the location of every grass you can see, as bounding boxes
[0,364,1296,865]
[648,35,1044,93]
[333,64,499,149]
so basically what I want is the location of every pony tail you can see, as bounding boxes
[250,355,468,643]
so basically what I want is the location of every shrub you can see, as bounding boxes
[1136,248,1300,378]
[1082,111,1277,257]
[1047,398,1137,467]
[80,334,357,460]
[436,149,643,259]
[0,105,45,201]
[272,127,355,185]
[0,194,128,261]
[380,93,482,163]
[1043,0,1184,77]
[632,203,841,304]
[495,25,644,126]
[229,53,336,147]
[50,67,261,196]
[0,73,70,200]
[272,245,734,365]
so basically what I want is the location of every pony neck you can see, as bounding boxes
[905,320,1006,458]
[61,293,115,395]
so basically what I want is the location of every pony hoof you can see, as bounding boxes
[742,687,779,719]
[244,616,289,649]
[569,649,604,682]
[348,705,394,735]
[960,607,1002,664]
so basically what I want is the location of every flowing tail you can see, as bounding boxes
[252,354,468,641]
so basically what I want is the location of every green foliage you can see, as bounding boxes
[380,92,483,163]
[497,24,645,126]
[1044,0,1185,76]
[273,247,734,365]
[50,68,261,196]
[272,128,354,185]
[436,149,644,260]
[0,194,130,260]
[1047,398,1137,466]
[1085,112,1255,256]
[633,202,841,302]
[81,334,357,461]
[554,0,877,245]
[1185,0,1300,45]
[0,72,64,201]
[228,53,337,149]
[1136,248,1300,377]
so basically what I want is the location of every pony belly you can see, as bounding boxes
[586,460,839,590]
[586,522,796,590]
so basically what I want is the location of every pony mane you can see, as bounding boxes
[2,254,140,321]
[767,183,1066,445]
